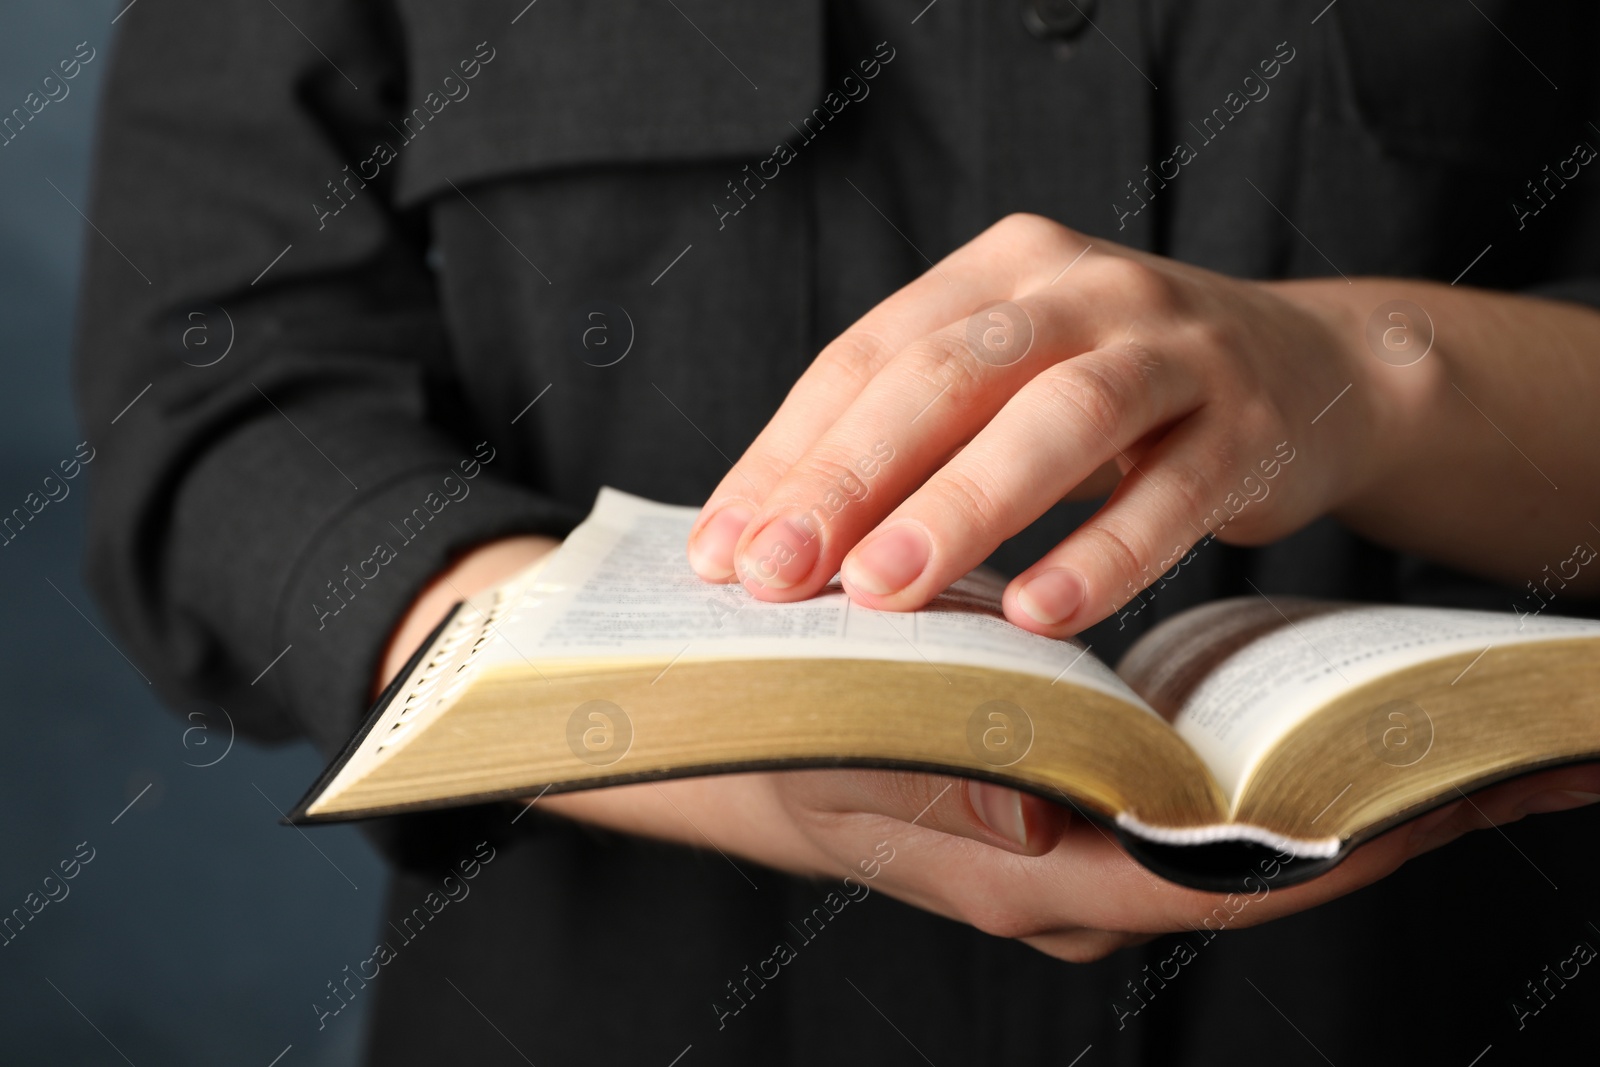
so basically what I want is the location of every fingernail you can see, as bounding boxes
[738,514,821,591]
[688,504,752,580]
[968,780,1029,848]
[1016,569,1085,626]
[1516,790,1600,817]
[842,524,930,597]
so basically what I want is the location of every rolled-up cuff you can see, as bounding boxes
[267,463,580,756]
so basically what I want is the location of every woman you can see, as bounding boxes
[78,0,1600,1062]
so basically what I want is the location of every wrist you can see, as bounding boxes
[1267,277,1450,511]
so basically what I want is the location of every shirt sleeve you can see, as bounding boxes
[73,1,577,754]
[1526,277,1600,314]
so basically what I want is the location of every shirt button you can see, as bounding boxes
[1022,0,1096,40]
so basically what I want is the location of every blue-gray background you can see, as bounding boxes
[1,4,385,1063]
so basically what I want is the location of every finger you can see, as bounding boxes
[1155,771,1600,934]
[790,781,1310,944]
[837,347,1202,610]
[779,769,1069,856]
[688,218,1089,581]
[840,810,1235,940]
[1156,773,1600,935]
[1001,417,1222,635]
[1018,927,1139,964]
[1407,765,1600,857]
[732,283,1118,600]
[793,790,1400,952]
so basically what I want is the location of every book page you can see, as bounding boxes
[480,489,1146,708]
[1121,597,1600,805]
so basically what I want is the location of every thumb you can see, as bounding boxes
[781,769,1069,856]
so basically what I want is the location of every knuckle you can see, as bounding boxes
[956,891,1052,941]
[1181,312,1240,363]
[1110,337,1164,386]
[1239,397,1288,446]
[782,449,874,509]
[932,463,1007,529]
[1086,255,1172,308]
[1155,459,1212,527]
[1036,358,1130,445]
[1041,929,1128,964]
[814,328,896,392]
[728,451,794,496]
[897,335,987,406]
[785,800,855,839]
[781,768,924,819]
[993,211,1071,245]
[991,211,1043,238]
[1080,519,1149,592]
[877,770,948,818]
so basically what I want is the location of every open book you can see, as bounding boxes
[290,489,1600,890]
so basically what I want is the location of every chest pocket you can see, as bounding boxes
[1332,1,1600,170]
[389,0,824,205]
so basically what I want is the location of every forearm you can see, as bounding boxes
[1284,277,1600,595]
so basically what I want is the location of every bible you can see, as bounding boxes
[290,489,1600,890]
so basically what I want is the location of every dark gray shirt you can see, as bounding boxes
[76,1,1600,1062]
